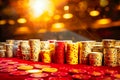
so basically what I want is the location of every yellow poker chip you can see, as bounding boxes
[17,65,33,70]
[42,68,58,73]
[26,69,42,74]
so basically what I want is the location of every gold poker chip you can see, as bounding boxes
[26,69,42,74]
[17,65,33,70]
[42,67,58,73]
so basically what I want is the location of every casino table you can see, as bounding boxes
[0,58,120,80]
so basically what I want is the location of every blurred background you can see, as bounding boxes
[0,0,120,42]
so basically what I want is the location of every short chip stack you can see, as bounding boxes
[79,41,96,64]
[88,52,103,66]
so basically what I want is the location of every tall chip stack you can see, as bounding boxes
[40,41,51,63]
[29,39,41,62]
[102,39,117,67]
[55,41,65,64]
[48,40,56,63]
[20,40,30,60]
[66,42,78,64]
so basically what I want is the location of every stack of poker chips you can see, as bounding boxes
[102,39,117,67]
[88,52,103,66]
[40,41,51,63]
[40,50,51,63]
[5,44,14,58]
[115,46,120,66]
[29,39,41,62]
[91,42,103,52]
[48,40,56,63]
[79,41,96,64]
[0,46,6,58]
[40,41,50,50]
[0,43,6,58]
[6,39,15,44]
[20,40,30,60]
[66,42,78,64]
[55,41,65,64]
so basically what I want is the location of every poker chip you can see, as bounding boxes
[24,78,44,80]
[17,65,33,70]
[112,74,120,79]
[89,71,104,76]
[42,67,58,73]
[0,60,13,63]
[72,74,91,80]
[4,65,17,69]
[14,63,28,66]
[69,68,87,74]
[9,70,29,75]
[0,68,17,73]
[33,64,51,69]
[0,63,8,67]
[105,69,118,75]
[7,61,18,65]
[48,77,72,80]
[26,69,42,74]
[30,73,49,78]
[51,71,68,77]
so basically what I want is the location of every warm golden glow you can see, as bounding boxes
[64,5,69,10]
[38,29,47,33]
[15,26,31,34]
[29,0,55,18]
[89,10,100,17]
[0,20,6,25]
[100,0,109,7]
[8,20,15,25]
[52,22,65,29]
[63,13,73,19]
[96,18,111,25]
[17,18,27,24]
[53,15,61,20]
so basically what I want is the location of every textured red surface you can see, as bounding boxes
[0,58,120,80]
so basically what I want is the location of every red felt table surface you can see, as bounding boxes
[0,58,120,80]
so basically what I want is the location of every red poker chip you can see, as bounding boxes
[14,63,28,66]
[0,68,17,73]
[105,69,118,75]
[0,60,13,63]
[9,70,29,75]
[24,78,44,80]
[30,73,49,78]
[33,64,51,69]
[4,65,17,69]
[48,77,72,80]
[51,71,68,77]
[6,61,18,65]
[72,74,91,80]
[0,63,8,67]
[88,71,104,77]
[69,68,87,74]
